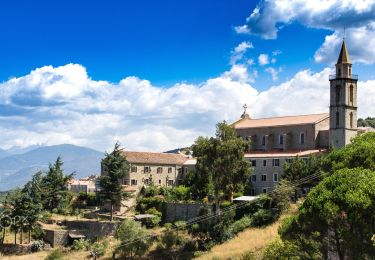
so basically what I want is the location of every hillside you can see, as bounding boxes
[0,144,103,191]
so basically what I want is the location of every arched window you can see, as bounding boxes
[350,85,354,103]
[336,85,341,104]
[336,111,340,127]
[350,112,353,128]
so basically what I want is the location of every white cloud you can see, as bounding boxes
[236,0,375,63]
[265,67,282,81]
[1,63,374,152]
[258,54,269,66]
[230,41,254,65]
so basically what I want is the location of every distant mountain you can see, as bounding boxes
[5,145,42,155]
[0,144,103,191]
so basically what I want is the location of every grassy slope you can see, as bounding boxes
[196,205,298,260]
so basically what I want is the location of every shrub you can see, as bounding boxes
[251,209,274,227]
[143,207,162,228]
[39,211,52,223]
[71,238,90,251]
[44,248,64,260]
[172,186,190,201]
[143,185,160,197]
[31,240,45,252]
[32,224,45,240]
[90,241,108,258]
[137,197,164,213]
[229,215,252,235]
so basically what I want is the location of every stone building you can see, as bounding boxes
[233,40,364,195]
[68,175,97,193]
[119,151,192,189]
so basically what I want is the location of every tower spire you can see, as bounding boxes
[337,40,351,64]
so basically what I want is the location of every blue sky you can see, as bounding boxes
[1,0,375,152]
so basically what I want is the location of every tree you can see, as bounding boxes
[42,157,74,212]
[279,168,375,259]
[98,142,130,221]
[115,219,151,258]
[270,179,294,214]
[192,122,252,214]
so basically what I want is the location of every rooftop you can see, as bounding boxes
[233,113,329,129]
[244,149,327,158]
[122,151,189,165]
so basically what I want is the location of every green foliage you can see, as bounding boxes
[280,167,375,259]
[71,238,90,251]
[240,251,257,260]
[323,132,375,173]
[358,117,375,128]
[31,224,45,240]
[44,248,64,260]
[74,192,98,208]
[31,240,45,252]
[98,142,130,220]
[228,215,252,235]
[42,157,74,212]
[251,209,275,227]
[172,185,190,201]
[115,219,151,258]
[192,122,252,212]
[90,241,108,258]
[143,207,162,228]
[137,197,164,213]
[270,179,294,213]
[261,237,305,260]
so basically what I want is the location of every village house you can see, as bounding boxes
[68,175,98,193]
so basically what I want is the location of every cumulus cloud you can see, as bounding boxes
[258,54,269,66]
[1,63,374,152]
[230,41,254,65]
[236,0,375,63]
[265,67,282,81]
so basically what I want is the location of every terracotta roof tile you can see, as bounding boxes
[233,113,329,129]
[122,151,189,165]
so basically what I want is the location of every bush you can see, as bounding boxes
[44,248,64,260]
[137,197,164,213]
[90,241,108,258]
[251,209,274,227]
[32,224,45,240]
[229,215,252,235]
[172,186,190,201]
[31,240,45,252]
[143,207,162,228]
[71,238,90,251]
[39,211,52,223]
[143,185,160,197]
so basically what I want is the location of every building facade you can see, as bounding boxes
[233,40,360,195]
[68,175,97,193]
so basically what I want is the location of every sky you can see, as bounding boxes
[1,0,375,152]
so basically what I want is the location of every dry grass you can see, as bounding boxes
[195,205,298,260]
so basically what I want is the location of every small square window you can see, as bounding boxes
[157,167,163,174]
[168,167,172,173]
[168,180,174,186]
[285,158,293,164]
[261,174,267,182]
[251,160,257,167]
[251,175,257,182]
[273,173,278,182]
[131,179,137,186]
[131,166,137,173]
[144,166,151,173]
[273,159,280,167]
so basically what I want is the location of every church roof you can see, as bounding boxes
[233,113,329,129]
[122,151,189,165]
[337,40,351,64]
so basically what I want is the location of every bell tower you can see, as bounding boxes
[329,40,358,148]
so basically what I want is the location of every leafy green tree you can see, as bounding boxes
[42,157,74,212]
[358,117,375,128]
[98,142,130,221]
[270,179,294,213]
[280,168,375,259]
[115,219,151,258]
[192,122,252,214]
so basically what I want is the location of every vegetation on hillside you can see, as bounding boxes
[358,117,375,128]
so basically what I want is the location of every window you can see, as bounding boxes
[184,167,188,174]
[251,160,257,167]
[158,180,162,185]
[261,174,267,182]
[336,112,340,127]
[272,159,280,167]
[350,112,353,128]
[285,158,293,164]
[144,179,150,185]
[157,167,163,174]
[131,166,137,173]
[168,180,174,186]
[336,85,341,104]
[251,175,257,182]
[300,133,305,145]
[251,189,255,196]
[279,134,284,145]
[263,160,267,167]
[350,85,354,103]
[338,68,341,76]
[262,135,266,146]
[262,188,267,194]
[273,173,278,182]
[144,166,151,173]
[131,179,137,186]
[123,179,130,185]
[168,167,172,174]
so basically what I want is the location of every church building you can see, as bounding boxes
[233,40,364,195]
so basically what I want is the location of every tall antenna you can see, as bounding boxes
[343,26,346,40]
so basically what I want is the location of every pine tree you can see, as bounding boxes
[98,142,130,221]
